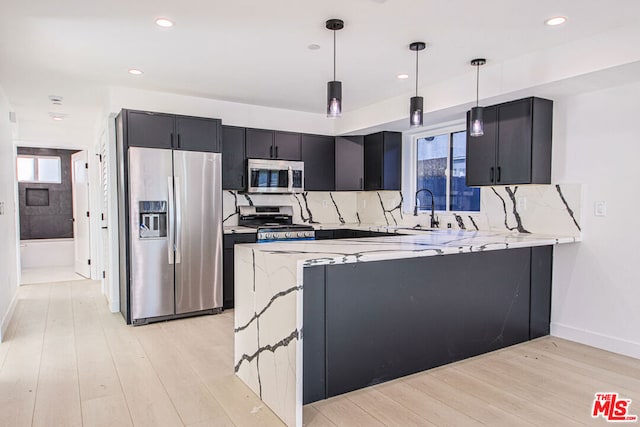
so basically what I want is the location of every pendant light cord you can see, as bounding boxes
[333,30,336,81]
[415,48,419,96]
[475,64,480,108]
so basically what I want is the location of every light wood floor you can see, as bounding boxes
[1,281,638,426]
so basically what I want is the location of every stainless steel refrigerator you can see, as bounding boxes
[123,147,222,325]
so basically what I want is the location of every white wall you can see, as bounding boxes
[107,87,335,135]
[550,81,640,358]
[0,86,19,341]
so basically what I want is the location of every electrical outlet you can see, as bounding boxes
[0,201,4,215]
[517,197,527,211]
[322,200,329,208]
[594,201,607,216]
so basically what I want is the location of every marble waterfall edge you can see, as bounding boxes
[234,246,302,427]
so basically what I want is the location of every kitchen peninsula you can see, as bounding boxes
[233,229,579,426]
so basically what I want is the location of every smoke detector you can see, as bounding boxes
[48,95,63,105]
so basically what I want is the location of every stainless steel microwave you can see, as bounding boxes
[247,159,304,193]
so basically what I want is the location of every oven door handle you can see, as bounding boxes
[287,166,293,192]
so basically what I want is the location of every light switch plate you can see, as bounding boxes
[594,201,607,216]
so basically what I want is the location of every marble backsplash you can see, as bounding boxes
[222,183,582,237]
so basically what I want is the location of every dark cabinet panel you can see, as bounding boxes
[245,128,274,159]
[245,129,302,160]
[275,131,301,160]
[364,132,383,190]
[466,97,552,186]
[322,248,532,399]
[466,107,497,186]
[364,131,402,190]
[302,134,335,191]
[126,110,175,149]
[175,116,220,152]
[222,233,257,309]
[335,136,364,191]
[221,126,246,190]
[530,245,553,339]
[124,110,220,152]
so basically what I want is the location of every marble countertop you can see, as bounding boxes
[224,223,440,235]
[237,229,579,266]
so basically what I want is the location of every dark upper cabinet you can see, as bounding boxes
[275,131,302,160]
[221,125,246,190]
[126,110,175,149]
[364,131,402,190]
[302,134,335,191]
[466,107,498,186]
[245,128,301,160]
[466,97,552,186]
[335,136,364,191]
[175,116,221,152]
[123,109,220,152]
[245,128,274,159]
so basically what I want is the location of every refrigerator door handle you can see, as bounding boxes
[175,176,182,264]
[167,176,175,265]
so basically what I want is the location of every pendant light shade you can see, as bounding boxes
[409,42,426,128]
[470,58,486,137]
[326,19,344,118]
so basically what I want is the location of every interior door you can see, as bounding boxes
[72,151,91,278]
[173,151,222,314]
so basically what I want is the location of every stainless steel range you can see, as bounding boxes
[238,205,315,242]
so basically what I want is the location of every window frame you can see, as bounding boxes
[16,155,62,184]
[411,123,480,214]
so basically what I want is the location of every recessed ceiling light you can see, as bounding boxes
[545,16,567,26]
[397,74,409,80]
[155,18,174,28]
[308,44,321,50]
[128,68,144,75]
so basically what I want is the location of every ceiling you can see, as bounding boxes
[1,0,639,139]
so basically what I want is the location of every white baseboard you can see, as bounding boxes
[109,299,119,313]
[551,322,640,359]
[0,291,19,342]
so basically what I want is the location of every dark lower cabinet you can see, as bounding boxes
[303,246,552,404]
[302,134,335,191]
[221,126,246,190]
[223,233,257,309]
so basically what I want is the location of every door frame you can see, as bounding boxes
[12,141,100,284]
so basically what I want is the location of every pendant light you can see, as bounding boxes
[409,42,426,128]
[470,58,486,137]
[326,19,344,118]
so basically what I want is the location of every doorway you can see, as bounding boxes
[16,147,91,284]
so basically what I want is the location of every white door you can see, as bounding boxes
[72,151,91,278]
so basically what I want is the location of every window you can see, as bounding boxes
[16,155,62,183]
[416,130,480,212]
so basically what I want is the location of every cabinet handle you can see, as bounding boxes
[241,174,245,188]
[359,178,363,190]
[170,132,174,148]
[275,146,279,158]
[177,134,181,149]
[379,176,382,189]
[270,146,273,158]
[497,166,501,183]
[490,167,494,182]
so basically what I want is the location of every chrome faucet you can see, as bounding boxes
[414,188,440,228]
